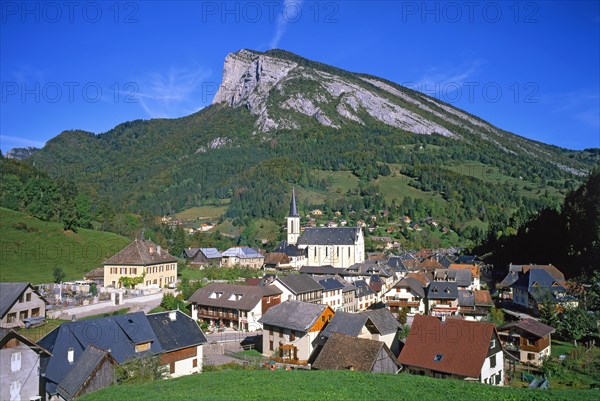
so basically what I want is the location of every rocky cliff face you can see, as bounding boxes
[5,147,39,160]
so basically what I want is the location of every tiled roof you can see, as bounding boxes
[427,282,458,300]
[57,346,115,401]
[498,318,555,339]
[221,247,264,258]
[188,283,279,311]
[0,282,31,318]
[276,274,323,295]
[473,290,493,307]
[399,314,499,378]
[146,310,207,352]
[318,277,345,291]
[258,300,328,331]
[313,333,399,372]
[297,227,361,246]
[103,240,177,265]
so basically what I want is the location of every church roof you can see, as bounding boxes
[289,188,299,217]
[297,227,361,246]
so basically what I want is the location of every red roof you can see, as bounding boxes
[399,314,499,378]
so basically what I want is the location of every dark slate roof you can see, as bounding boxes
[297,227,360,246]
[103,239,177,265]
[320,312,373,339]
[393,277,425,299]
[318,277,345,291]
[0,282,30,318]
[299,265,344,276]
[363,309,402,335]
[258,300,328,331]
[439,255,455,269]
[289,188,299,217]
[313,333,398,372]
[434,269,472,287]
[188,283,280,311]
[498,318,555,339]
[274,240,306,257]
[456,255,477,264]
[511,269,567,301]
[458,290,475,307]
[498,270,520,288]
[355,280,375,297]
[57,346,114,401]
[427,282,459,300]
[386,256,409,273]
[276,274,323,295]
[146,310,207,352]
[332,276,357,293]
[182,248,199,258]
[38,312,162,394]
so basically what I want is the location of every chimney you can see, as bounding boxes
[149,245,155,255]
[157,245,162,255]
[169,310,177,321]
[67,347,74,364]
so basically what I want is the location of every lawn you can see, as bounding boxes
[375,173,446,203]
[79,369,600,401]
[0,208,130,283]
[175,204,229,221]
[551,340,578,358]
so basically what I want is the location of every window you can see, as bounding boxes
[31,307,40,317]
[290,330,296,341]
[170,362,175,374]
[490,355,496,368]
[433,354,443,362]
[19,310,28,320]
[193,359,198,368]
[321,316,325,323]
[527,353,535,361]
[279,330,283,338]
[527,338,535,346]
[25,293,31,302]
[18,295,24,303]
[11,352,21,372]
[269,341,274,351]
[68,348,74,364]
[266,297,270,304]
[135,342,151,353]
[490,339,496,349]
[7,313,16,323]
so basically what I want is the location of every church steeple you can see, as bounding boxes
[289,188,299,217]
[287,188,300,245]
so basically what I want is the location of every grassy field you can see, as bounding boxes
[551,340,579,358]
[175,205,229,221]
[376,173,446,203]
[0,208,130,283]
[79,369,600,401]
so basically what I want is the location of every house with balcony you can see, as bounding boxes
[318,277,345,310]
[103,239,178,289]
[449,263,481,290]
[426,282,459,319]
[497,318,555,366]
[498,264,566,301]
[384,277,426,316]
[188,283,281,331]
[271,274,323,303]
[510,268,572,314]
[0,282,46,329]
[457,290,494,321]
[399,315,505,385]
[258,300,335,365]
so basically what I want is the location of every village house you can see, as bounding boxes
[449,263,481,290]
[181,247,222,267]
[146,310,208,377]
[511,268,572,314]
[0,282,47,329]
[317,309,403,355]
[426,282,459,319]
[312,333,400,373]
[38,311,207,399]
[399,315,504,385]
[271,274,324,303]
[497,318,555,366]
[103,239,178,289]
[1,328,50,401]
[188,283,281,331]
[318,277,345,310]
[258,300,335,364]
[332,276,358,313]
[457,290,495,321]
[354,280,377,311]
[221,247,265,269]
[271,240,307,269]
[384,276,426,316]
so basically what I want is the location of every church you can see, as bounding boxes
[284,189,365,268]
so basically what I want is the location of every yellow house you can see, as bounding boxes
[103,239,178,289]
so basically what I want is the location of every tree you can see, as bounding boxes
[53,266,65,283]
[115,355,167,384]
[485,307,505,327]
[170,225,187,257]
[558,306,597,347]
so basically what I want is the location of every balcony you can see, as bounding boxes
[197,309,238,320]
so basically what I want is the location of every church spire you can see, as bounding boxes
[289,188,299,217]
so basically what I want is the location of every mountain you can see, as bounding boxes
[23,49,599,242]
[6,146,39,160]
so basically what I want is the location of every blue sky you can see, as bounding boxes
[1,0,599,152]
